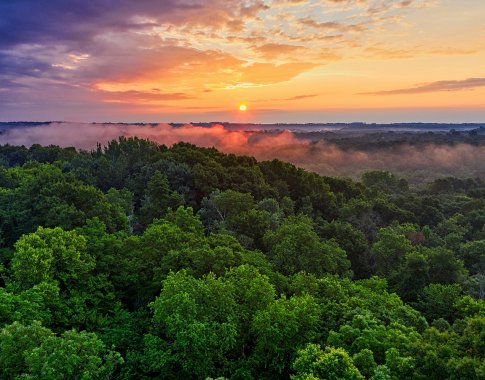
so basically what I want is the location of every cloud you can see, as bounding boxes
[360,78,485,95]
[365,0,433,15]
[238,62,318,86]
[0,1,274,87]
[98,90,194,105]
[90,45,317,92]
[252,94,320,103]
[364,46,478,59]
[285,94,319,100]
[254,43,306,58]
[299,18,365,33]
[0,1,319,108]
[364,47,419,59]
[0,1,269,48]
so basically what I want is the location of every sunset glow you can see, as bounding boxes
[239,104,248,112]
[1,1,484,122]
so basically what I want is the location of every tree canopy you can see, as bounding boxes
[0,138,483,379]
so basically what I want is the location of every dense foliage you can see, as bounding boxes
[0,139,484,379]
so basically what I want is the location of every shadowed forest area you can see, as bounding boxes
[0,138,484,379]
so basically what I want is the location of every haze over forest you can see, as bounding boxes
[1,121,484,182]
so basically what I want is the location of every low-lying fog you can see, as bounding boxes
[1,122,484,182]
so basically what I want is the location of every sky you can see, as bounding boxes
[1,0,484,123]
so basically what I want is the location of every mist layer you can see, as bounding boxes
[1,122,483,181]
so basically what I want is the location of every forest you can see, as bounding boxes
[0,138,484,379]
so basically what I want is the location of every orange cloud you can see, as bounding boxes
[299,18,366,33]
[238,62,317,85]
[360,77,485,95]
[254,43,306,58]
[99,90,194,105]
[93,46,317,94]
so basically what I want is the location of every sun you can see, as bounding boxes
[239,103,248,112]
